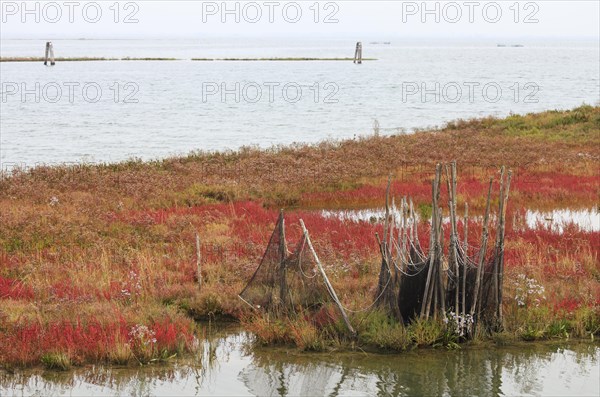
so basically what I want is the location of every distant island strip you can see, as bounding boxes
[0,57,378,62]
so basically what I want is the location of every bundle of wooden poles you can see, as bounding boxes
[375,162,512,336]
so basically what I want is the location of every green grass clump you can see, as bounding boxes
[358,311,411,351]
[41,352,71,371]
[503,304,600,341]
[408,317,444,347]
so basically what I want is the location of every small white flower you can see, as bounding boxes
[512,274,545,308]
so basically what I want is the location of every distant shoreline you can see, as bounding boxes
[0,57,377,63]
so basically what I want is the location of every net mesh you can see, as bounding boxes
[445,250,496,317]
[377,225,502,328]
[374,187,506,333]
[239,213,331,317]
[238,213,285,311]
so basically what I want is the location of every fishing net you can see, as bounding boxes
[241,163,510,337]
[445,249,498,322]
[397,256,430,323]
[238,213,286,311]
[374,163,510,334]
[374,252,401,319]
[239,213,331,318]
[378,224,502,328]
[284,233,331,314]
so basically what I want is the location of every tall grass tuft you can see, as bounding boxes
[41,352,72,371]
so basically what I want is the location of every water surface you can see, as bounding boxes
[321,208,600,232]
[1,39,599,166]
[1,330,598,396]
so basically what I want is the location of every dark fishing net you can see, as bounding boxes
[397,257,430,323]
[477,256,502,327]
[375,253,401,319]
[238,213,286,311]
[445,249,497,317]
[376,219,502,329]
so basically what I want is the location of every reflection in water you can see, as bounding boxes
[322,208,600,232]
[525,208,600,232]
[242,343,600,397]
[1,329,598,396]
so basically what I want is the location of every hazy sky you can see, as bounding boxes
[1,0,598,39]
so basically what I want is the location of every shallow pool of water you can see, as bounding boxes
[321,208,600,232]
[1,329,598,396]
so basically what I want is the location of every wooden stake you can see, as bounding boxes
[409,198,415,243]
[395,197,403,269]
[451,161,458,245]
[471,178,493,321]
[44,42,49,65]
[382,179,397,289]
[300,219,356,337]
[436,206,446,318]
[420,167,439,318]
[492,167,505,320]
[424,259,436,319]
[463,203,469,252]
[451,202,460,315]
[421,164,442,319]
[411,198,421,250]
[462,202,468,319]
[376,231,400,319]
[401,197,408,267]
[379,238,390,281]
[375,232,387,293]
[433,272,439,321]
[390,196,396,255]
[435,166,443,319]
[451,162,459,316]
[195,233,202,289]
[497,170,512,324]
[383,176,391,248]
[444,164,452,206]
[278,210,288,307]
[44,42,55,66]
[353,42,363,64]
[445,164,459,314]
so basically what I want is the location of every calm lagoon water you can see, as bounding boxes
[1,329,599,396]
[1,39,599,167]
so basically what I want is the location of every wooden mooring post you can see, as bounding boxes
[44,42,55,66]
[353,42,362,64]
